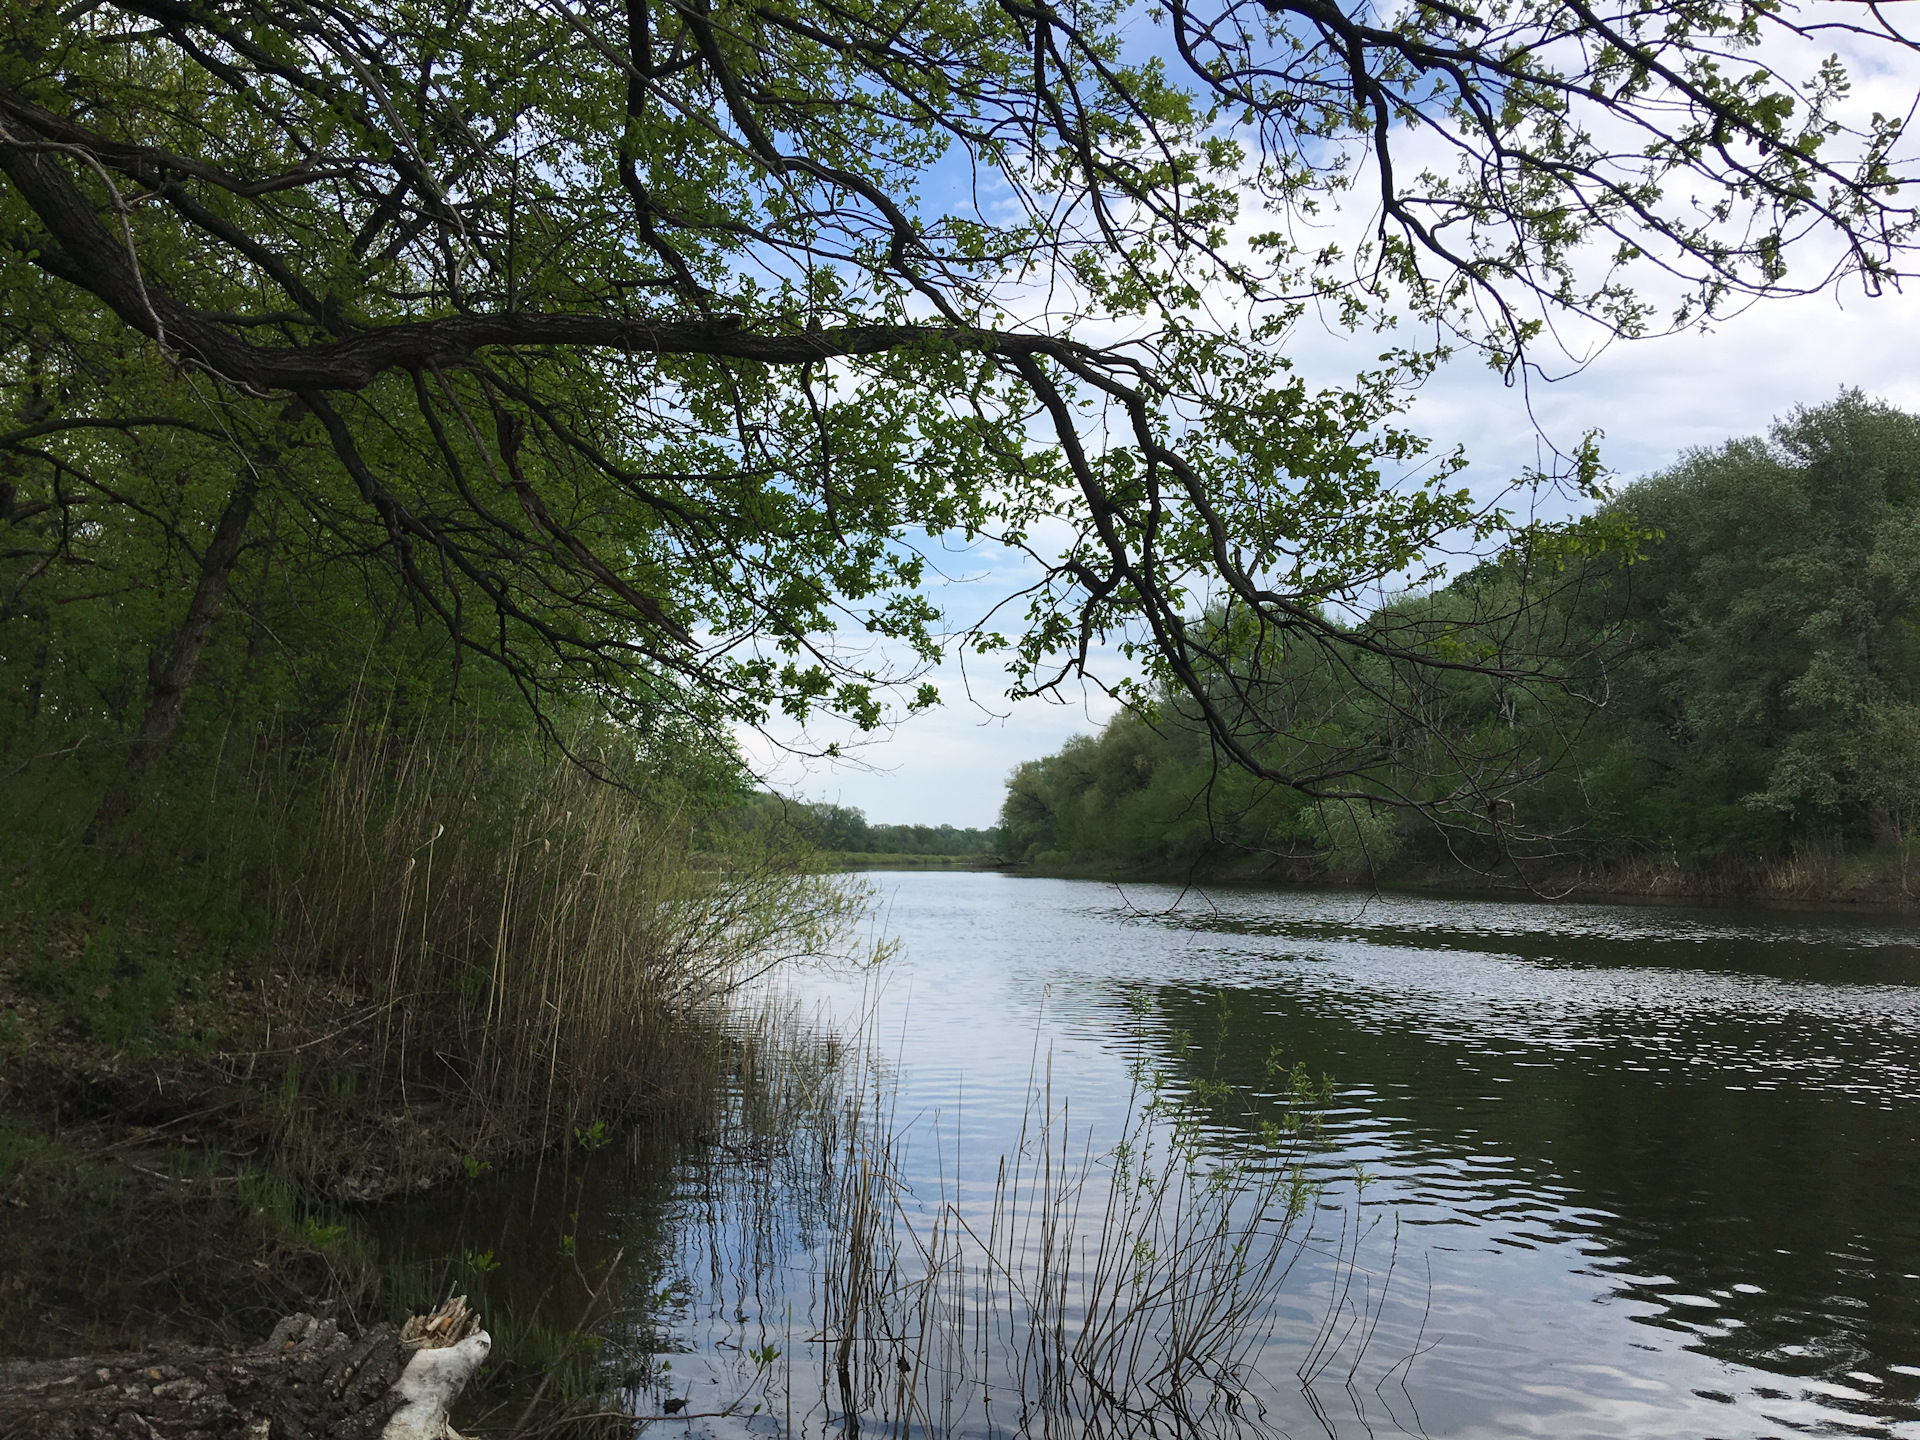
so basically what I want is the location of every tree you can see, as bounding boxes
[1581,393,1920,854]
[2,0,1914,825]
[1858,703,1920,891]
[996,395,1920,875]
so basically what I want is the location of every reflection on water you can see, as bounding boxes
[365,875,1920,1440]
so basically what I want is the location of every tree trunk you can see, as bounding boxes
[136,476,260,762]
[86,474,257,836]
[0,1301,487,1440]
[91,403,304,833]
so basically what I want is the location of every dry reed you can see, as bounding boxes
[268,714,873,1146]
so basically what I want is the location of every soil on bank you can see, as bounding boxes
[0,908,534,1360]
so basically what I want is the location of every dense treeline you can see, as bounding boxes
[999,395,1920,887]
[794,803,997,857]
[727,799,995,857]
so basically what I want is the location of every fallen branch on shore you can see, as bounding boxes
[0,1297,489,1440]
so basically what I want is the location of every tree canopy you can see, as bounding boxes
[3,0,1915,813]
[997,394,1920,875]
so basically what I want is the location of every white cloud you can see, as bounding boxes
[753,275,1920,829]
[743,10,1920,829]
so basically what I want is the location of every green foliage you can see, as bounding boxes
[997,709,1321,866]
[767,801,996,857]
[2,0,1911,796]
[301,1217,350,1250]
[573,1120,612,1152]
[1578,393,1920,853]
[1003,394,1920,874]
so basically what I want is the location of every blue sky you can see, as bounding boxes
[741,277,1920,830]
[734,6,1920,830]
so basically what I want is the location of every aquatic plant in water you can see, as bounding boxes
[806,998,1391,1439]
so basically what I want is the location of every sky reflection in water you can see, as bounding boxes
[384,874,1920,1440]
[825,876,1920,1439]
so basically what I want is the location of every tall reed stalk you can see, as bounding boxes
[271,713,869,1144]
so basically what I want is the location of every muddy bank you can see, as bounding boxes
[2,911,550,1360]
[0,1050,485,1361]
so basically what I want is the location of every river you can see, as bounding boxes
[373,872,1920,1439]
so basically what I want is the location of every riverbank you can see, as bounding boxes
[822,851,1005,869]
[2,929,370,1356]
[0,900,527,1357]
[0,724,863,1365]
[0,890,838,1369]
[1003,841,1920,909]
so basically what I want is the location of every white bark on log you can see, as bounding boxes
[385,1297,491,1440]
[0,1299,488,1440]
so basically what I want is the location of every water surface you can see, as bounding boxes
[382,874,1920,1439]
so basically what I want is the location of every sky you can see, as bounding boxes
[736,9,1920,831]
[741,281,1920,831]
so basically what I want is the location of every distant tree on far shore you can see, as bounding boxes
[998,394,1920,880]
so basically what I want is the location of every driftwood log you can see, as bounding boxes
[0,1298,489,1440]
